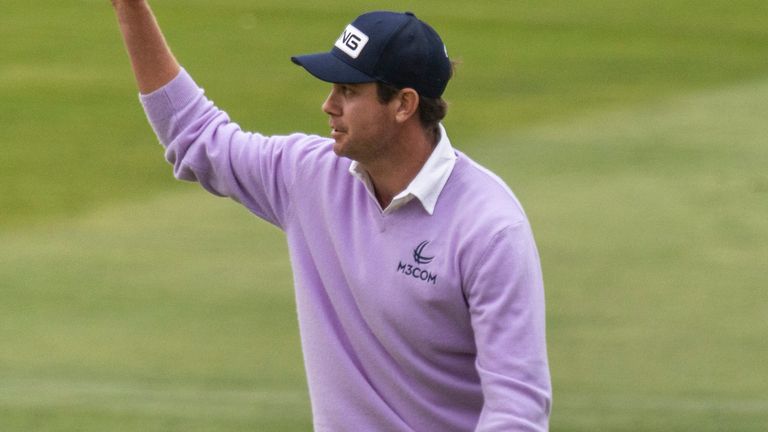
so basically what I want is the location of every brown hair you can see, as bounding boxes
[375,62,456,141]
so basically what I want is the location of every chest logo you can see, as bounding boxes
[397,241,438,285]
[413,241,435,265]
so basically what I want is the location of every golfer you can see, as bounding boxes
[112,1,552,430]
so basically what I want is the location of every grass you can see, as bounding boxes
[1,193,311,430]
[502,78,768,430]
[1,0,767,430]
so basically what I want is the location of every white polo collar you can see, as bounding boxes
[349,124,457,215]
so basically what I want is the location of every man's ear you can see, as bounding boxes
[393,88,420,124]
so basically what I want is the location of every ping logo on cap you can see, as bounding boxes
[335,24,369,59]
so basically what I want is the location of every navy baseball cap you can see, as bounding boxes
[291,11,452,98]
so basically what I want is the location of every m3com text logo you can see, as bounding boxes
[397,241,437,285]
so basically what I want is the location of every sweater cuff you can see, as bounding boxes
[139,68,202,123]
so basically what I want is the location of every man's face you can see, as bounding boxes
[322,82,398,163]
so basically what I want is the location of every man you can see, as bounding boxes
[111,1,552,430]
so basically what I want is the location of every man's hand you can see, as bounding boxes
[111,0,181,94]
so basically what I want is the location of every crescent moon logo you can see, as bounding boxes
[413,241,435,265]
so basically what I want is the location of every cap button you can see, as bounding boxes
[405,11,415,17]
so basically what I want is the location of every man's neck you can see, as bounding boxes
[362,128,437,209]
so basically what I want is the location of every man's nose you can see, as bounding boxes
[322,89,340,116]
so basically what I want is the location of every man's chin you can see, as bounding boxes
[332,140,346,157]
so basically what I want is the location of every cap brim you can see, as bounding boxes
[291,52,375,84]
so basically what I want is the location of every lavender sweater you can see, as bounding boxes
[140,69,551,431]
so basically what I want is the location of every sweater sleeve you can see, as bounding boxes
[465,222,552,431]
[139,68,303,228]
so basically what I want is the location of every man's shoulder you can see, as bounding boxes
[271,133,341,165]
[444,152,528,224]
[272,132,332,152]
[434,152,538,278]
[273,133,353,183]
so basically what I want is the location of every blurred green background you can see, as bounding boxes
[2,0,767,430]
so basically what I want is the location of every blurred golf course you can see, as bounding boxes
[2,0,767,430]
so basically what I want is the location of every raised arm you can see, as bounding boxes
[111,0,181,94]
